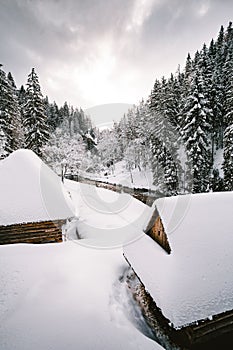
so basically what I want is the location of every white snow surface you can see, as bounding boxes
[124,191,233,328]
[0,242,163,350]
[0,149,75,225]
[65,179,152,248]
[0,176,162,350]
[86,160,157,190]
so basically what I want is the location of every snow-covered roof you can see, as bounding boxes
[0,149,75,225]
[124,191,233,329]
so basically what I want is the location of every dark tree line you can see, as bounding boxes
[0,66,94,159]
[99,22,233,194]
[1,23,233,194]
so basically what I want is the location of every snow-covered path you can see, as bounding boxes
[0,181,162,350]
[0,242,161,350]
[65,180,153,248]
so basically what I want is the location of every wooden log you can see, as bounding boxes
[0,219,65,230]
[0,227,58,235]
[0,231,61,239]
[0,234,62,245]
[0,219,66,245]
[0,230,61,240]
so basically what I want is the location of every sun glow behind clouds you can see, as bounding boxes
[197,0,210,17]
[126,0,157,32]
[2,0,232,114]
[72,40,118,106]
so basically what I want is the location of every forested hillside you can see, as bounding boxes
[0,65,96,177]
[0,23,233,195]
[98,22,233,194]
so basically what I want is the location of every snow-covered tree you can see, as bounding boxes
[23,68,49,157]
[182,72,211,193]
[0,129,8,159]
[223,125,233,190]
[0,65,13,156]
[0,65,23,155]
[7,72,25,150]
[97,128,119,169]
[42,129,87,181]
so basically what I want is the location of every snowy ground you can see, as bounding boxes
[65,179,152,248]
[0,180,162,350]
[83,160,158,190]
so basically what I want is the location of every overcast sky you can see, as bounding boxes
[1,0,233,122]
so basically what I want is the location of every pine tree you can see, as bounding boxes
[73,108,81,134]
[147,78,180,195]
[18,85,26,115]
[183,53,193,93]
[223,39,233,190]
[182,72,211,193]
[50,101,60,131]
[212,25,226,149]
[0,129,8,159]
[210,168,224,192]
[7,72,25,149]
[0,64,13,156]
[198,44,214,162]
[23,68,49,157]
[165,74,181,128]
[223,125,233,190]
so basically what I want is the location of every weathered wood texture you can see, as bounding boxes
[187,309,233,348]
[148,216,171,254]
[125,260,233,350]
[144,208,171,254]
[0,219,66,245]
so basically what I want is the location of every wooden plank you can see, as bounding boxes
[0,231,61,241]
[0,227,60,236]
[0,220,65,231]
[0,228,57,236]
[0,231,61,240]
[0,219,65,245]
[191,312,233,342]
[0,234,62,244]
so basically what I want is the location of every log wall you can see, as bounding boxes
[149,216,171,254]
[144,208,171,254]
[0,219,66,245]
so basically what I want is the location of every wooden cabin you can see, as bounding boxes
[125,268,233,349]
[124,192,233,349]
[0,150,74,245]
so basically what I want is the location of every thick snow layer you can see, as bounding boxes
[124,191,233,328]
[0,244,162,350]
[65,179,152,248]
[0,175,163,349]
[0,149,74,225]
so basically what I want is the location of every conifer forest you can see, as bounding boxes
[0,23,233,195]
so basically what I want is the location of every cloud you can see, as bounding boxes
[0,0,233,118]
[198,0,210,17]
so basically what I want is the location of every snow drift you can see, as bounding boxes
[0,149,75,225]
